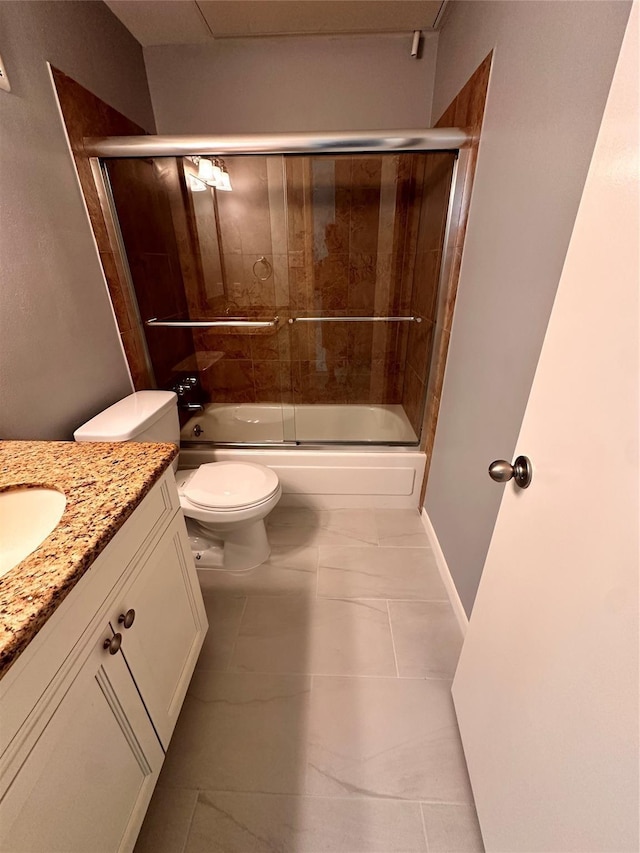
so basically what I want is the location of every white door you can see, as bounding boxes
[452,6,639,852]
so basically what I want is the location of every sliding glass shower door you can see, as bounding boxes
[104,150,456,446]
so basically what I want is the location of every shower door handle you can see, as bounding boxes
[488,456,532,489]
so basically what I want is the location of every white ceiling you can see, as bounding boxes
[105,0,447,46]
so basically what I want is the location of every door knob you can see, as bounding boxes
[488,455,532,489]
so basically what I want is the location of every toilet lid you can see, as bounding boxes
[183,461,280,509]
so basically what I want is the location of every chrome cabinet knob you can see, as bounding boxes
[103,633,122,655]
[488,455,532,489]
[118,609,136,629]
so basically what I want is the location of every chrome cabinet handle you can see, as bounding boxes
[488,455,532,489]
[118,609,136,629]
[103,633,122,655]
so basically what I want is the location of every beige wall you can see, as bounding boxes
[424,0,631,615]
[144,33,438,133]
[0,1,154,440]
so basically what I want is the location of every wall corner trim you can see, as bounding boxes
[420,507,468,635]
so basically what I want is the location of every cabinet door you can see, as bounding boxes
[0,630,164,853]
[109,514,208,748]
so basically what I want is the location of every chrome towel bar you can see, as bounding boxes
[145,315,421,328]
[146,317,279,328]
[288,316,422,324]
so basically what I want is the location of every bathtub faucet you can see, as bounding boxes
[169,376,204,414]
[171,376,198,397]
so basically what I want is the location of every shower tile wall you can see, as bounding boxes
[403,153,456,434]
[51,69,158,389]
[107,158,196,388]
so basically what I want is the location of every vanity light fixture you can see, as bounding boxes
[190,155,233,191]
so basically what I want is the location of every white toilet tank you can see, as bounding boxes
[74,391,180,454]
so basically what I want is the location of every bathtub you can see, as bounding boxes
[179,403,425,509]
[180,403,418,445]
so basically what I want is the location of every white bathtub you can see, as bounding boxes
[180,403,418,445]
[179,403,424,509]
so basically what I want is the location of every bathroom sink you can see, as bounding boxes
[0,487,66,578]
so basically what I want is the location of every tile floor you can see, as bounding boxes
[135,508,484,853]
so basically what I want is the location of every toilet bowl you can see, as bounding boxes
[73,391,282,573]
[176,462,282,571]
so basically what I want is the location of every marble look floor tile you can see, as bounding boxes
[267,508,378,548]
[267,507,321,528]
[229,597,396,676]
[134,787,197,853]
[197,545,318,597]
[389,601,463,678]
[307,676,473,803]
[184,791,428,853]
[318,547,447,600]
[157,671,310,794]
[195,595,246,671]
[374,509,431,548]
[421,803,485,852]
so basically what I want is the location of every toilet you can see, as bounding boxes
[73,391,281,572]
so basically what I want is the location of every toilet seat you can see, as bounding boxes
[179,462,280,511]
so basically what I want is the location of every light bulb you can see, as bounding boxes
[211,160,223,185]
[187,173,207,192]
[217,168,232,191]
[198,157,214,183]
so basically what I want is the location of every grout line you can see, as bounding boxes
[203,594,450,605]
[310,596,452,604]
[192,669,453,681]
[206,591,449,605]
[316,594,450,603]
[420,801,431,853]
[166,787,472,807]
[386,600,400,678]
[225,596,248,670]
[179,788,200,853]
[192,667,453,684]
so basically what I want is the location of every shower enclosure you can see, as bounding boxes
[95,133,462,448]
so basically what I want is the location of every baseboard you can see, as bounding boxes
[421,508,469,636]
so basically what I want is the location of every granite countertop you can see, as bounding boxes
[0,440,178,678]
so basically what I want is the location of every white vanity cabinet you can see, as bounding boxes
[0,624,165,853]
[0,468,208,853]
[106,514,206,749]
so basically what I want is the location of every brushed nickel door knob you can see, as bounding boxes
[488,455,532,489]
[103,633,122,655]
[118,609,136,629]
